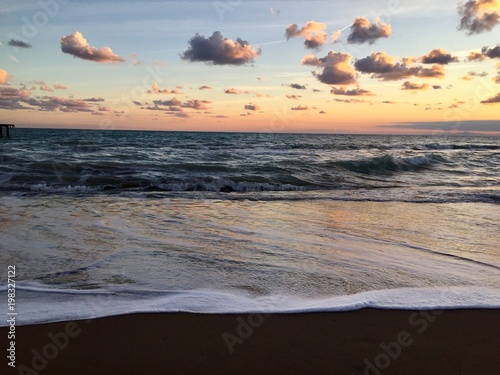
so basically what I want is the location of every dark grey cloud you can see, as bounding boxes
[482,45,500,58]
[330,87,374,96]
[354,52,445,80]
[378,120,500,132]
[481,93,500,103]
[153,98,182,107]
[458,0,500,35]
[347,17,391,45]
[291,105,309,110]
[83,97,105,102]
[244,103,260,111]
[287,83,307,90]
[181,31,260,65]
[0,88,98,113]
[420,48,458,64]
[379,120,500,131]
[8,39,32,48]
[468,71,489,77]
[302,52,357,85]
[467,45,500,61]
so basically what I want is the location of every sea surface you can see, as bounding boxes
[1,129,499,325]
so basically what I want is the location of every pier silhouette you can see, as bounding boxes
[0,124,15,138]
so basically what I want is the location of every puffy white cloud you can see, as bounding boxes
[61,32,125,63]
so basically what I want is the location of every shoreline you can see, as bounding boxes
[2,309,499,375]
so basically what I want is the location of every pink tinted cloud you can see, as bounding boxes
[0,69,9,85]
[61,32,125,63]
[286,21,328,49]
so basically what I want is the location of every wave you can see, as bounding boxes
[330,154,447,174]
[1,285,499,326]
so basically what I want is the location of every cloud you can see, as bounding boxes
[53,84,67,90]
[347,17,392,45]
[331,30,342,43]
[147,97,209,111]
[333,98,367,104]
[467,45,500,61]
[61,32,125,63]
[0,89,98,113]
[0,87,31,109]
[199,85,212,90]
[291,105,309,110]
[354,52,445,80]
[330,87,374,96]
[224,88,240,94]
[148,83,183,95]
[420,48,458,64]
[153,98,182,107]
[285,21,328,49]
[467,51,487,61]
[40,85,54,92]
[83,97,105,102]
[433,85,442,89]
[182,99,210,110]
[8,39,32,48]
[379,120,500,131]
[0,69,9,85]
[481,92,500,103]
[286,83,307,90]
[401,81,429,90]
[244,103,260,111]
[286,94,302,99]
[181,31,260,65]
[482,45,500,58]
[458,0,500,35]
[302,51,357,85]
[469,71,489,76]
[255,93,272,98]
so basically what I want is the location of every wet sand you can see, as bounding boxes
[2,309,499,374]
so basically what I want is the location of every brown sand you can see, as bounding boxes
[2,309,499,375]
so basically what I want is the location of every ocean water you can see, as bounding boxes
[0,129,499,325]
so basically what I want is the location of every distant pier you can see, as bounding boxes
[0,124,15,138]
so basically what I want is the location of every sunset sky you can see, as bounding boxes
[1,0,499,134]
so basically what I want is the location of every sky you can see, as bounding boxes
[0,0,499,134]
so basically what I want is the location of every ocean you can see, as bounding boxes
[1,128,499,325]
